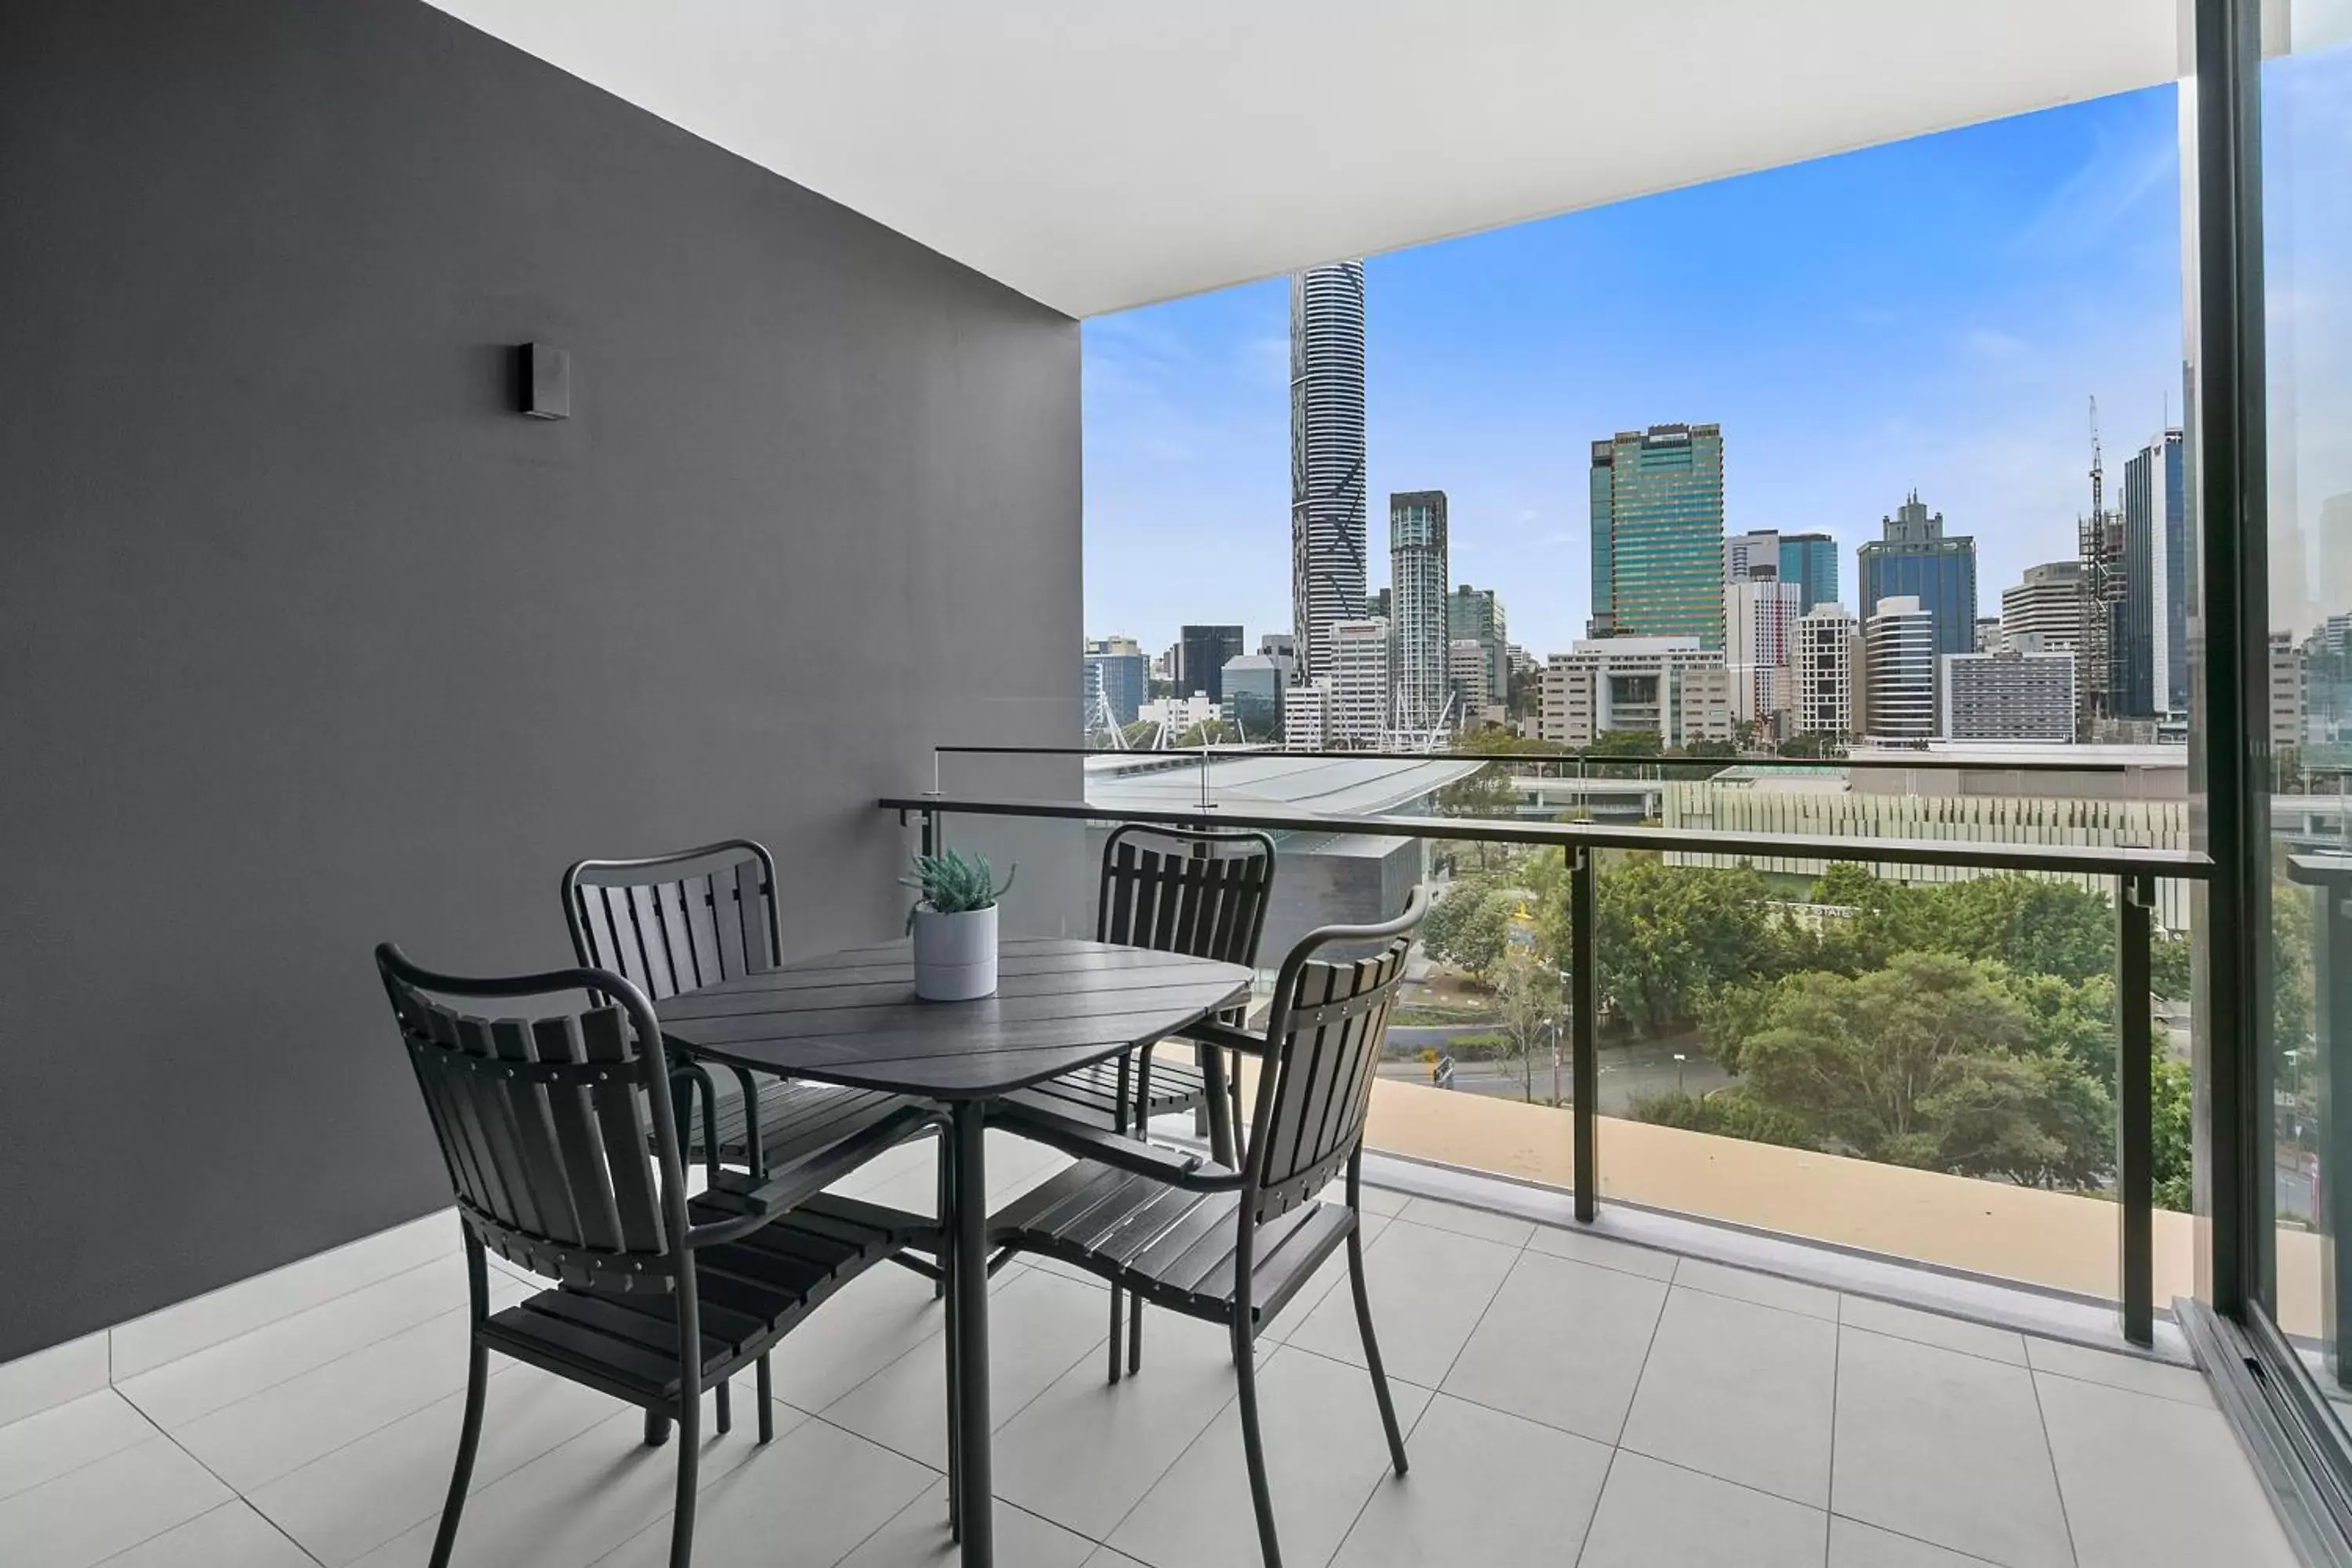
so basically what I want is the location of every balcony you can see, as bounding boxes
[0,1145,2294,1568]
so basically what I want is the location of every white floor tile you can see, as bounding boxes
[112,1210,458,1381]
[1523,1223,1679,1281]
[2036,1370,2299,1567]
[588,1418,934,1568]
[760,1265,956,1414]
[1840,1297,2027,1367]
[1352,1183,1409,1217]
[1107,1345,1431,1568]
[824,1269,1109,1471]
[1830,1514,2003,1566]
[1280,1218,1516,1388]
[1577,1451,1828,1568]
[1439,1249,1668,1443]
[836,1480,1096,1568]
[349,1404,775,1568]
[1080,1549,1152,1567]
[1674,1256,1840,1321]
[97,1500,318,1568]
[2024,1335,2213,1406]
[1255,1210,1392,1338]
[1621,1286,1838,1507]
[247,1365,633,1566]
[0,1330,110,1428]
[1832,1327,2073,1568]
[0,1434,231,1568]
[1392,1196,1537,1248]
[120,1254,474,1432]
[176,1288,523,1492]
[0,1389,156,1504]
[993,1309,1240,1541]
[1330,1392,1611,1568]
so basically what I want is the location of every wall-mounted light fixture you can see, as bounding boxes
[519,342,569,419]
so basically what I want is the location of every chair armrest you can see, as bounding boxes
[992,1101,1245,1192]
[1183,1019,1270,1059]
[686,1102,938,1248]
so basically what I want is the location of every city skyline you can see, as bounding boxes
[1083,82,2186,659]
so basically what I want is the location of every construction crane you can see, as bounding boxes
[2077,395,2128,739]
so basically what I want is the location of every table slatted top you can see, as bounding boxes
[655,936,1254,1098]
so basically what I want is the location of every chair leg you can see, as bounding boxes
[1232,1324,1283,1568]
[715,1377,731,1436]
[756,1356,775,1445]
[1347,1223,1409,1476]
[643,1410,672,1447]
[426,1341,488,1568]
[1107,1285,1126,1384]
[1127,1288,1145,1377]
[668,1393,700,1568]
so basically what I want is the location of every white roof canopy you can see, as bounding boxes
[428,1,2180,317]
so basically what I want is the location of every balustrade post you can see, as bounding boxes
[2117,871,2155,1348]
[1571,844,1598,1222]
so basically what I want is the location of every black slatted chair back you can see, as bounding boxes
[563,840,779,1004]
[377,945,688,1291]
[1243,895,1425,1224]
[1096,824,1277,968]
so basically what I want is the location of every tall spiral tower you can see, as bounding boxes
[1290,263,1368,684]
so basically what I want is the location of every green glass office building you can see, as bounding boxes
[1588,423,1726,648]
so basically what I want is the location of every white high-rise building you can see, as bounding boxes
[1327,618,1390,747]
[1388,491,1449,732]
[1283,680,1329,749]
[1726,572,1802,727]
[1290,263,1367,684]
[1791,604,1860,740]
[1867,595,1936,740]
[1447,637,1492,724]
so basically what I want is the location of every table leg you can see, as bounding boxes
[949,1101,993,1566]
[1198,1042,1236,1167]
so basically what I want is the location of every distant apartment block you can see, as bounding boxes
[1940,649,2075,742]
[1221,652,1290,742]
[1589,423,1726,647]
[1791,604,1864,741]
[2271,631,2306,749]
[1975,616,2004,653]
[1726,570,1801,729]
[2120,429,2186,718]
[1724,529,1780,584]
[1447,584,1509,708]
[1178,624,1243,702]
[1328,617,1391,746]
[2002,561,2085,652]
[1389,492,1450,731]
[1447,637,1493,724]
[1866,595,1936,740]
[1283,679,1329,749]
[1540,637,1732,748]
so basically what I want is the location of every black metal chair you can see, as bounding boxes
[376,945,934,1568]
[987,894,1427,1568]
[1004,822,1278,1381]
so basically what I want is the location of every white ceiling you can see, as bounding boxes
[427,1,2182,318]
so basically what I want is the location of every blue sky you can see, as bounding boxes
[1081,84,2193,659]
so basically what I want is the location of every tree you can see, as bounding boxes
[1494,956,1560,1102]
[1422,884,1512,979]
[1628,1087,1816,1149]
[1778,731,1834,759]
[1545,856,1786,1033]
[1735,953,2111,1186]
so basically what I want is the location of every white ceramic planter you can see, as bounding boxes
[910,903,999,1001]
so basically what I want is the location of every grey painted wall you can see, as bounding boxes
[0,0,1080,1360]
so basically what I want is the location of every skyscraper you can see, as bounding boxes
[1724,529,1780,584]
[1290,263,1367,684]
[1865,596,1936,740]
[1857,494,1977,658]
[2120,430,2186,718]
[1327,618,1390,748]
[1726,569,1801,729]
[1791,604,1862,741]
[1447,585,1509,708]
[1778,533,1839,615]
[1388,492,1450,731]
[2002,561,2085,651]
[1940,650,2075,742]
[1588,423,1727,648]
[1178,624,1243,702]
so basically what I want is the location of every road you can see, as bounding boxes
[1380,1039,1736,1116]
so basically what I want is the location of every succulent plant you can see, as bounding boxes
[901,848,1016,931]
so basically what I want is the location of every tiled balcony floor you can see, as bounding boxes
[0,1132,2301,1568]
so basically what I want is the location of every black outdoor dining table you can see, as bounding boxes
[653,934,1255,1567]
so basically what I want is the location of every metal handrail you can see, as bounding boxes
[880,793,2212,880]
[881,789,2203,1346]
[935,742,2187,775]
